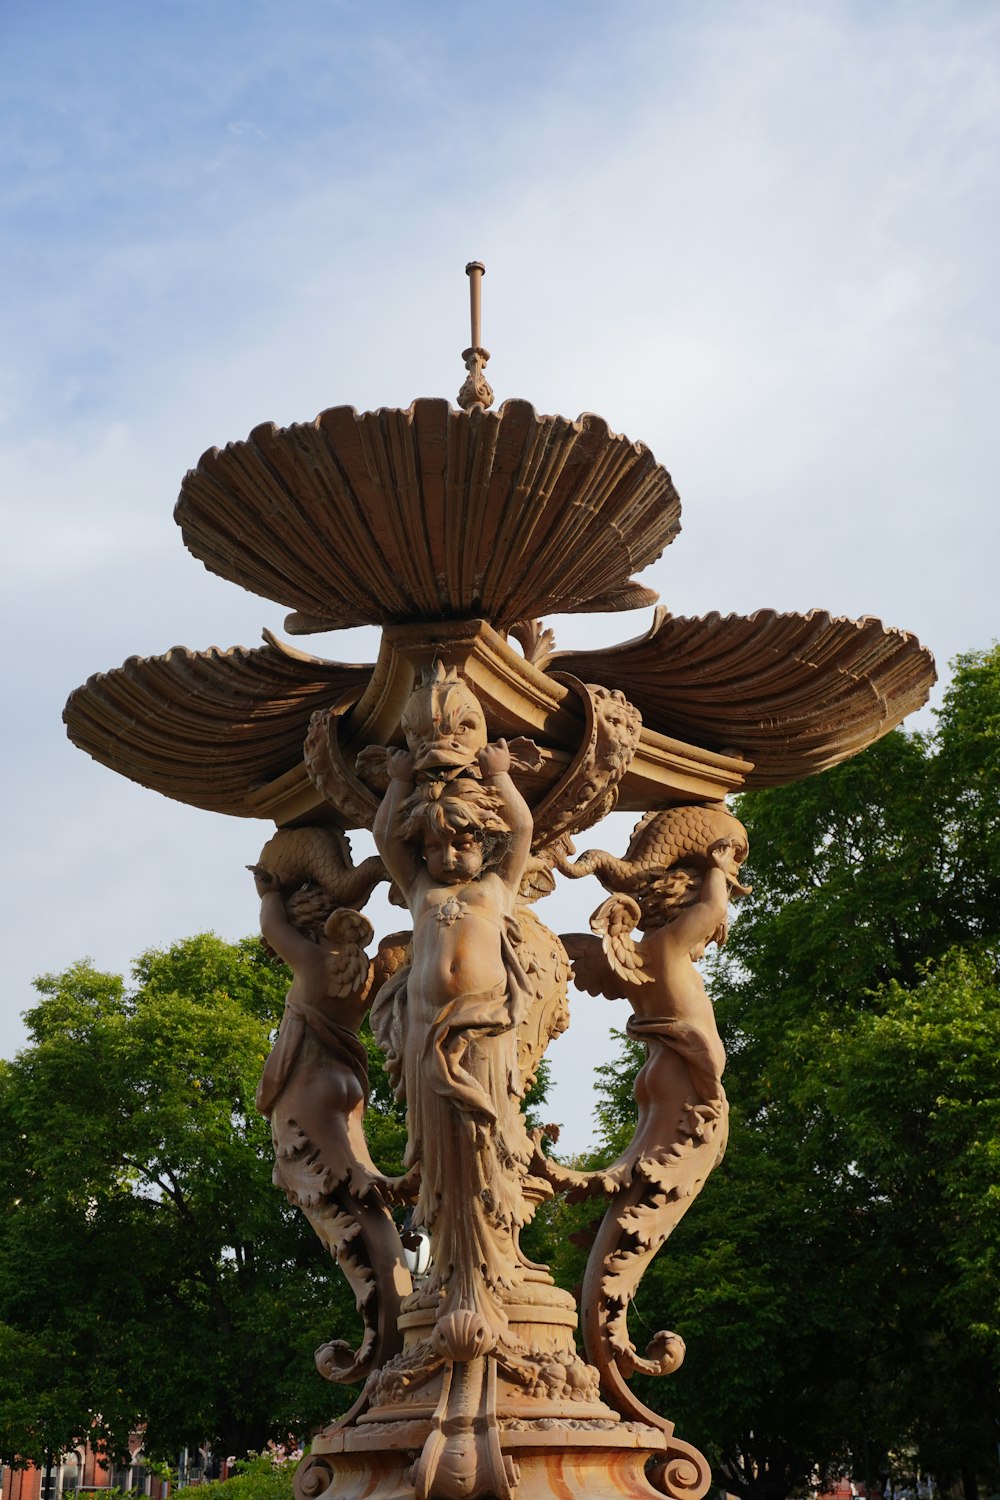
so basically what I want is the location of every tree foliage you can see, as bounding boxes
[0,933,406,1468]
[193,1450,298,1500]
[566,646,1000,1500]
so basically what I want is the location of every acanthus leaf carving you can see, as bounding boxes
[509,617,557,671]
[304,693,382,830]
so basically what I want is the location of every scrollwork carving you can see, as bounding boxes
[510,904,571,1096]
[411,1357,513,1500]
[532,676,642,851]
[648,1436,714,1500]
[258,678,742,1498]
[304,693,381,829]
[294,1454,334,1500]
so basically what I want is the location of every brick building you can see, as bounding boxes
[0,1438,224,1500]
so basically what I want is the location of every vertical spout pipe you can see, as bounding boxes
[466,261,485,350]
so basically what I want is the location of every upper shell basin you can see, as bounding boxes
[174,397,681,631]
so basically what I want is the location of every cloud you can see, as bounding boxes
[2,0,998,1146]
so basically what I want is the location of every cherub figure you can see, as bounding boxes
[249,847,412,1386]
[370,735,539,1338]
[554,806,750,1422]
[251,864,381,1202]
[561,807,750,1171]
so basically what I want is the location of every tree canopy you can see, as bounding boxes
[555,645,1000,1500]
[4,647,997,1488]
[0,933,406,1468]
[0,928,552,1473]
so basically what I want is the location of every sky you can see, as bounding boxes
[1,0,998,1152]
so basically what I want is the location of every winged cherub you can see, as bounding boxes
[249,831,413,1386]
[370,731,541,1337]
[559,804,751,1180]
[250,860,383,1203]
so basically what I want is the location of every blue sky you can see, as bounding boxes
[2,0,999,1147]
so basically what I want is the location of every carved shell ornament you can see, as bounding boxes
[63,263,938,1500]
[65,259,934,812]
[173,398,680,633]
[169,258,681,634]
[64,602,937,818]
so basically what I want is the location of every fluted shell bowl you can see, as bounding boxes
[174,398,680,633]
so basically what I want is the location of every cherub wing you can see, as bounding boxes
[562,914,647,1002]
[371,930,412,992]
[323,909,375,1000]
[562,933,622,1002]
[590,894,651,986]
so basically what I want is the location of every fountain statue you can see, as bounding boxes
[66,263,935,1500]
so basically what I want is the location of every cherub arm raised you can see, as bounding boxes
[477,738,532,892]
[249,866,326,974]
[666,838,746,953]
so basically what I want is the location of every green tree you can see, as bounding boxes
[718,646,1000,1081]
[565,647,1000,1500]
[578,1032,875,1500]
[192,1449,298,1500]
[803,948,1000,1498]
[0,933,406,1468]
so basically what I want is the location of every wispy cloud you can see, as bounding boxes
[2,0,998,1146]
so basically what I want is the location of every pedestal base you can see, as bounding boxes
[297,1419,710,1500]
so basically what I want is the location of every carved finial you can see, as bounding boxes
[457,261,494,411]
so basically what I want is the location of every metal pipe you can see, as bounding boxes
[465,262,485,350]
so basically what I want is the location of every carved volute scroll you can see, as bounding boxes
[304,691,382,830]
[530,673,643,850]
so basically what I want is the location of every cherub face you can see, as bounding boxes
[402,680,488,772]
[421,827,484,884]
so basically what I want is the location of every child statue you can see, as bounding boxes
[370,667,543,1344]
[248,832,412,1386]
[558,803,750,1182]
[552,805,751,1422]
